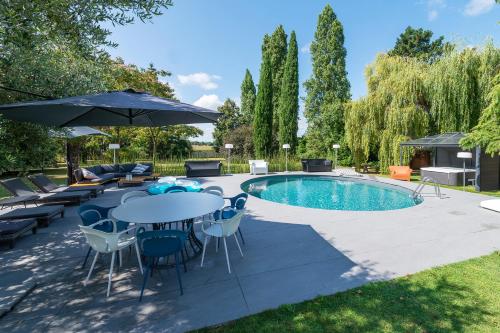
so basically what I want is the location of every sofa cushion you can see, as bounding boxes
[119,163,137,173]
[81,168,99,180]
[131,163,149,174]
[100,164,117,173]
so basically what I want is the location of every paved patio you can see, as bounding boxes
[0,172,499,332]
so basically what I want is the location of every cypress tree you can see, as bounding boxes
[263,25,288,152]
[304,4,350,155]
[278,31,299,152]
[253,51,273,158]
[240,69,256,125]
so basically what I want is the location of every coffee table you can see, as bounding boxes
[117,178,145,187]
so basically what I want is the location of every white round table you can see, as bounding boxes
[111,192,224,259]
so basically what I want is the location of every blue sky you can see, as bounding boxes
[107,0,499,141]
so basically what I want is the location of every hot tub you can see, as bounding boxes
[420,167,475,186]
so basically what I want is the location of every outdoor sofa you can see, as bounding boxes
[0,205,65,227]
[0,178,90,205]
[301,159,332,172]
[185,161,222,177]
[0,218,37,249]
[29,173,104,197]
[73,162,154,184]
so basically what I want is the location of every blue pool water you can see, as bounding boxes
[241,175,421,211]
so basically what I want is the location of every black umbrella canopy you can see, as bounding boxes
[0,89,220,127]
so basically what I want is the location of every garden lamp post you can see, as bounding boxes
[457,151,472,191]
[109,143,120,164]
[225,143,233,175]
[332,144,340,170]
[282,144,290,173]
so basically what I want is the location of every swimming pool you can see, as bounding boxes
[241,175,422,211]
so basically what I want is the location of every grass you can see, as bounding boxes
[195,252,500,333]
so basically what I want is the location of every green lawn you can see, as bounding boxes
[195,252,500,333]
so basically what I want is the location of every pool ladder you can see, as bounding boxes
[412,177,442,199]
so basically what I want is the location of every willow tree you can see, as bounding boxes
[345,55,429,171]
[461,74,500,155]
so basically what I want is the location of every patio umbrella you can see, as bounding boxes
[50,126,111,139]
[0,89,220,183]
[0,89,219,127]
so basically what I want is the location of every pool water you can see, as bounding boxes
[241,175,421,211]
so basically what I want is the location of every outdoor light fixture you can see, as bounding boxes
[225,143,234,175]
[332,144,340,170]
[457,151,472,191]
[282,144,291,173]
[108,143,120,164]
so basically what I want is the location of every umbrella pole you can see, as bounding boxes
[66,140,73,185]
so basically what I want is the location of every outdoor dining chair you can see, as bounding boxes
[136,229,185,301]
[201,186,224,197]
[200,210,244,274]
[219,193,248,244]
[79,204,128,268]
[80,220,142,297]
[120,190,149,204]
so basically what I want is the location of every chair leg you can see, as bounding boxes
[85,251,99,286]
[201,236,210,267]
[139,266,150,302]
[180,249,187,273]
[174,253,184,295]
[107,252,116,297]
[234,233,244,257]
[216,237,219,252]
[135,242,143,275]
[238,227,245,245]
[82,246,92,269]
[223,237,231,274]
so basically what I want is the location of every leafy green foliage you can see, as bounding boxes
[223,125,254,157]
[278,31,299,153]
[389,26,448,63]
[304,4,350,156]
[240,69,256,125]
[253,52,274,158]
[263,25,288,152]
[0,0,173,55]
[461,74,500,155]
[213,99,242,152]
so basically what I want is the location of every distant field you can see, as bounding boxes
[192,145,214,151]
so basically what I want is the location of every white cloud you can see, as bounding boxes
[193,94,223,110]
[177,72,221,90]
[464,0,495,16]
[190,123,214,142]
[300,42,311,54]
[428,9,439,21]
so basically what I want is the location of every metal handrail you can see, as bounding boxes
[412,177,442,198]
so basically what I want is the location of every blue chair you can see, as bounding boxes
[164,185,187,194]
[137,229,185,301]
[79,204,128,268]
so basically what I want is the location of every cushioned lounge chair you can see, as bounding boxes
[0,205,64,227]
[0,219,37,249]
[389,166,412,181]
[28,173,104,198]
[0,178,90,205]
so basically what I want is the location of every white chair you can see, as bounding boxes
[200,209,244,273]
[249,160,268,175]
[79,220,142,297]
[121,190,149,204]
[201,185,224,197]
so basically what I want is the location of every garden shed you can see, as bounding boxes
[400,132,499,191]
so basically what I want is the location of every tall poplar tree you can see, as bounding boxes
[304,4,350,155]
[240,69,256,125]
[253,52,273,157]
[278,31,299,152]
[263,25,288,152]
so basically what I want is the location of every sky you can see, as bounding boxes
[106,0,499,142]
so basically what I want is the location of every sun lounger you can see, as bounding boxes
[0,195,39,209]
[28,173,104,197]
[0,219,37,249]
[0,205,64,227]
[0,178,90,205]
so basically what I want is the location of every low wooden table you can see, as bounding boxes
[117,178,145,187]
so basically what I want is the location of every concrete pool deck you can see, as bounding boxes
[0,172,499,332]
